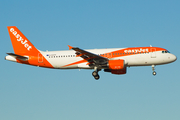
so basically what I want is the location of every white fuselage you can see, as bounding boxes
[40,48,176,69]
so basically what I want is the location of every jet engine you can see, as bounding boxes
[104,59,127,75]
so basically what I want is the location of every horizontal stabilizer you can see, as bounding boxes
[6,53,28,61]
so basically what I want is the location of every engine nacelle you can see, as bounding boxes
[104,67,127,75]
[105,59,127,75]
[108,59,125,70]
[111,67,126,74]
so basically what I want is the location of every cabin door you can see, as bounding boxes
[151,48,156,58]
[38,53,43,63]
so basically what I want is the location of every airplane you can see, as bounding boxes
[5,26,177,80]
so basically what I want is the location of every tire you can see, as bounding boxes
[92,71,98,76]
[152,71,157,76]
[94,75,100,80]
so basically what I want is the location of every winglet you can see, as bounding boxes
[68,45,73,50]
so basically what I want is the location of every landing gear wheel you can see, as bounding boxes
[92,67,101,80]
[94,75,100,80]
[92,71,98,76]
[152,71,157,76]
[151,65,157,76]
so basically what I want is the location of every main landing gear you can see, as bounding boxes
[92,67,101,80]
[152,65,157,76]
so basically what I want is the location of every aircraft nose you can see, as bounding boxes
[170,54,177,62]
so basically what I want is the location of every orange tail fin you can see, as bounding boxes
[7,26,39,56]
[7,26,53,68]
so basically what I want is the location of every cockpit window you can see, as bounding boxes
[162,51,170,53]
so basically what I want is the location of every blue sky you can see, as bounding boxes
[0,0,180,120]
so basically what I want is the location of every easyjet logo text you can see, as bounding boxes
[124,48,149,53]
[10,28,32,51]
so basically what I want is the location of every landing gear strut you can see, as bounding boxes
[92,67,101,80]
[152,65,157,76]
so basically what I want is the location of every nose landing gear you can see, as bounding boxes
[152,65,157,76]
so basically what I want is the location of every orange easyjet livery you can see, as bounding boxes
[5,26,177,80]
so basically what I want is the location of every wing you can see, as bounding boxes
[68,45,108,67]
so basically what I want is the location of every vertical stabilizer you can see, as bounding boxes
[7,26,53,68]
[7,26,39,56]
